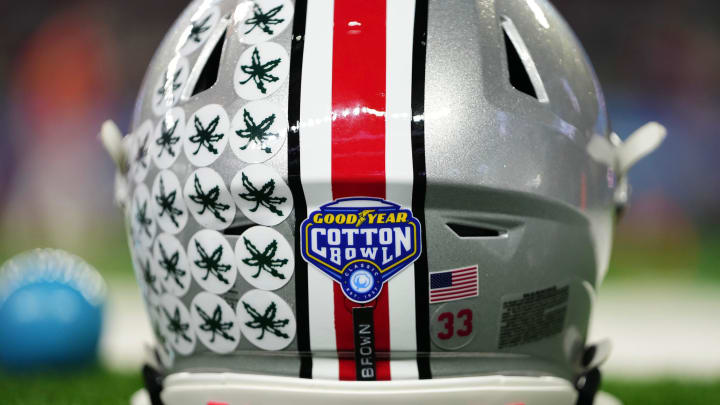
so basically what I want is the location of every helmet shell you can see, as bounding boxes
[124,0,615,383]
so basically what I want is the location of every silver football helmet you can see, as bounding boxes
[101,0,664,404]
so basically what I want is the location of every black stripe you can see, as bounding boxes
[288,0,311,379]
[353,307,377,380]
[411,0,432,380]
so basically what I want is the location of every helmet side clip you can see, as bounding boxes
[611,122,667,217]
[99,120,132,209]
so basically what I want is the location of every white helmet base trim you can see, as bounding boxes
[131,389,623,405]
[130,377,624,405]
[148,372,580,405]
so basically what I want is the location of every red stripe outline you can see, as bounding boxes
[431,284,478,294]
[431,291,478,299]
[431,285,479,294]
[430,287,479,298]
[450,270,477,276]
[431,283,477,293]
[452,268,478,273]
[451,275,477,282]
[331,0,390,381]
[450,266,478,272]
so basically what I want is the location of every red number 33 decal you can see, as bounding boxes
[437,308,473,340]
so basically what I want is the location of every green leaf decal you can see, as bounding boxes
[193,239,232,284]
[155,178,183,228]
[242,237,287,279]
[156,119,180,158]
[242,301,289,340]
[135,199,153,238]
[235,109,279,154]
[157,68,183,99]
[239,48,281,94]
[188,174,231,222]
[188,14,212,43]
[196,304,235,343]
[189,115,224,155]
[244,4,285,35]
[134,133,150,169]
[237,172,287,216]
[140,257,159,295]
[162,306,192,344]
[157,241,186,289]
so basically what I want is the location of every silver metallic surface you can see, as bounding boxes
[123,0,617,383]
[421,0,613,379]
[127,0,298,376]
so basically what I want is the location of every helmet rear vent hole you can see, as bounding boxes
[222,223,253,236]
[447,223,503,238]
[503,29,536,99]
[500,17,548,102]
[190,29,227,97]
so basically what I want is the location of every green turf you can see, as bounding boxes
[0,368,142,405]
[0,223,135,282]
[2,370,720,404]
[604,379,720,405]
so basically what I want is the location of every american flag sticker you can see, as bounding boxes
[429,265,479,303]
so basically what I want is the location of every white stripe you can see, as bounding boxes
[452,278,477,287]
[432,291,478,296]
[311,357,341,380]
[431,288,479,297]
[300,0,337,379]
[386,0,418,380]
[451,273,477,279]
[431,289,479,299]
[431,282,479,294]
[451,275,478,282]
[385,0,416,207]
[451,276,476,282]
[431,286,478,295]
[431,282,477,293]
[388,359,419,381]
[431,291,479,300]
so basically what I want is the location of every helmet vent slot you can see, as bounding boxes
[447,222,503,238]
[190,29,227,97]
[222,223,253,236]
[500,17,548,103]
[503,29,536,98]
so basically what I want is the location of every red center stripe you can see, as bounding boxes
[331,0,390,381]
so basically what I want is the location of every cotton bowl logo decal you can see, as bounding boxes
[300,198,422,303]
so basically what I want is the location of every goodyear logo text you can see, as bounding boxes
[300,198,422,303]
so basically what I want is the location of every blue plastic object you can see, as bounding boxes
[0,249,106,371]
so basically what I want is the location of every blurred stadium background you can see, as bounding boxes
[0,0,718,403]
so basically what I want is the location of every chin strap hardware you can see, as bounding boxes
[575,367,601,405]
[586,122,666,219]
[99,119,132,209]
[576,339,612,405]
[611,122,667,217]
[142,364,166,405]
